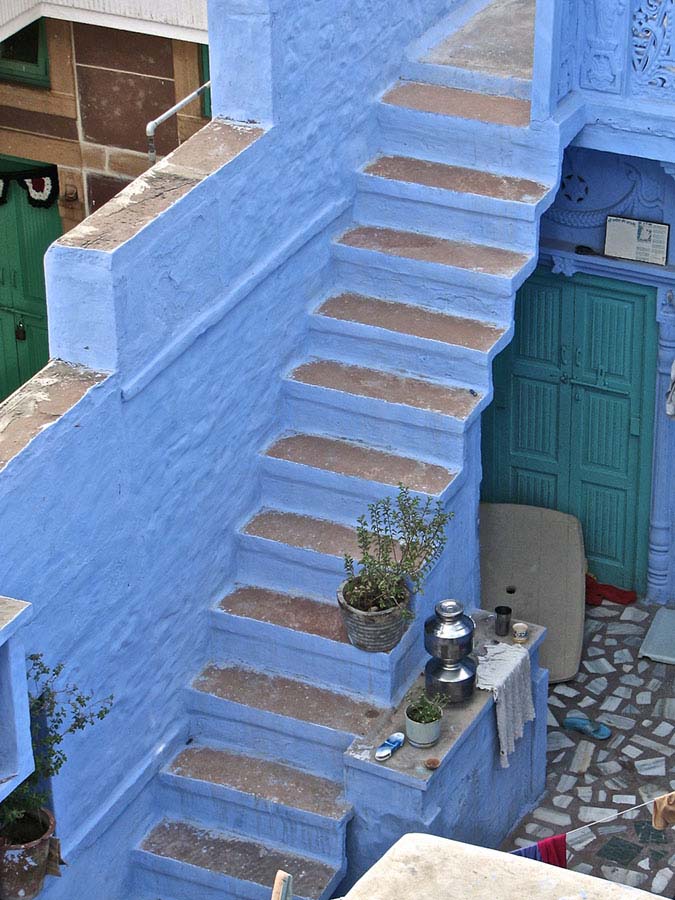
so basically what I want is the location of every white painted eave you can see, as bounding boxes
[1,0,208,43]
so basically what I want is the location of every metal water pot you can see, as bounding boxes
[424,600,477,702]
[424,599,475,663]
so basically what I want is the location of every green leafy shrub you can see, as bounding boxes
[0,654,113,842]
[405,688,448,724]
[343,484,451,612]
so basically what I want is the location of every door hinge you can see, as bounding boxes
[630,415,641,436]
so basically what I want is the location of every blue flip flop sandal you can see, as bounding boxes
[375,732,405,761]
[563,716,612,740]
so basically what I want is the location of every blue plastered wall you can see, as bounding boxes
[0,1,487,897]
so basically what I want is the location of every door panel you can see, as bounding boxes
[482,273,572,512]
[482,270,656,592]
[0,155,61,403]
[0,308,20,398]
[15,311,49,386]
[12,192,61,318]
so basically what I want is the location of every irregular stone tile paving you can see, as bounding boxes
[505,601,675,895]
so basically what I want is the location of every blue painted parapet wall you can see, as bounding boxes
[0,598,33,805]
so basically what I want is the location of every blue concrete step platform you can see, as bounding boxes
[209,584,428,704]
[307,292,508,389]
[283,357,483,464]
[355,155,553,252]
[155,742,351,862]
[334,225,532,298]
[186,662,386,779]
[260,429,457,519]
[134,819,344,900]
[377,81,559,181]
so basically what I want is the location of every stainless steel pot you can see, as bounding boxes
[424,599,475,663]
[424,600,477,702]
[425,655,476,703]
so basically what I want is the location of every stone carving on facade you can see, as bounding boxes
[548,155,664,229]
[632,0,675,97]
[557,0,577,100]
[580,0,629,93]
[550,254,579,277]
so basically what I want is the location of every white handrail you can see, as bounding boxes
[146,81,211,163]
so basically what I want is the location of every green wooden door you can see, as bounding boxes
[482,270,656,592]
[0,155,61,403]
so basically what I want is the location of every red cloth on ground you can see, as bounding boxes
[538,834,567,868]
[585,574,637,607]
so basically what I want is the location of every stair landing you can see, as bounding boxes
[423,0,536,81]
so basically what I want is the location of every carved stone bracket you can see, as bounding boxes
[550,254,579,277]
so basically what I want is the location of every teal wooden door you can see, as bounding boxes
[0,155,61,403]
[482,270,656,592]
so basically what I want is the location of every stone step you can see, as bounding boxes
[220,585,348,643]
[383,81,531,127]
[355,155,551,250]
[211,585,424,705]
[334,225,532,296]
[282,359,476,471]
[309,292,506,390]
[291,359,482,420]
[401,58,532,101]
[402,0,535,99]
[266,432,454,493]
[236,508,357,598]
[376,85,558,183]
[157,743,350,862]
[333,257,517,326]
[245,508,359,559]
[187,663,386,779]
[363,156,549,207]
[135,819,343,900]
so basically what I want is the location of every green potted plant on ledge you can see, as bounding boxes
[0,654,113,900]
[404,688,448,748]
[338,484,450,653]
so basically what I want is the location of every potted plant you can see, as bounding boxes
[404,688,448,748]
[0,654,113,900]
[339,484,450,653]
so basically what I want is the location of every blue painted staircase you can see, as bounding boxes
[133,3,569,897]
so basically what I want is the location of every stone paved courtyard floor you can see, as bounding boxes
[504,601,675,895]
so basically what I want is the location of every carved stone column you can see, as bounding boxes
[647,291,675,600]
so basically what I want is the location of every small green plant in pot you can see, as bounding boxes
[0,655,113,900]
[338,484,450,653]
[404,688,448,748]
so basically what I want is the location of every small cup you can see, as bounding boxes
[494,605,512,637]
[512,622,529,644]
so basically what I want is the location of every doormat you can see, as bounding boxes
[639,608,675,664]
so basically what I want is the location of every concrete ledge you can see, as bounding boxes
[56,119,265,253]
[0,361,106,472]
[342,832,657,899]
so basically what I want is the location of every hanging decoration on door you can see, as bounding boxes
[0,165,59,209]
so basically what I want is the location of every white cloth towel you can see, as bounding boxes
[667,359,675,418]
[476,643,535,768]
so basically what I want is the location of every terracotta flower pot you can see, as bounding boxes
[0,808,55,900]
[404,707,442,748]
[337,580,410,653]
